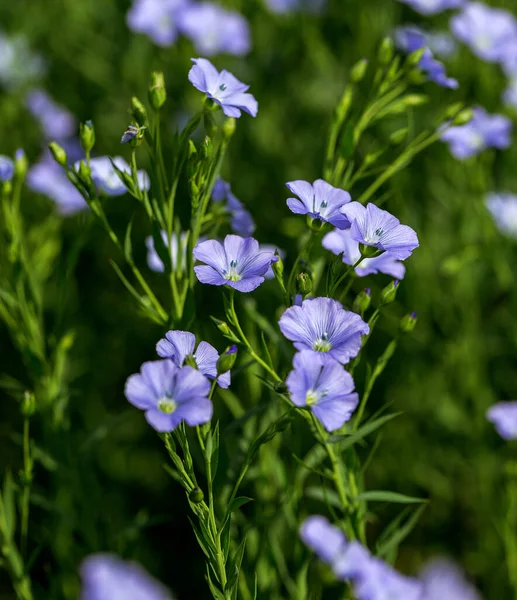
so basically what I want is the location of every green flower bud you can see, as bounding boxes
[352,288,371,316]
[296,272,313,297]
[216,345,238,374]
[389,128,408,145]
[272,250,284,278]
[306,215,323,231]
[131,96,148,125]
[189,180,200,199]
[201,136,213,159]
[149,71,167,110]
[204,111,217,138]
[407,47,426,66]
[452,108,474,126]
[403,94,428,107]
[21,391,36,417]
[222,117,236,140]
[378,37,394,65]
[211,317,232,337]
[380,279,400,305]
[445,102,465,119]
[14,149,28,180]
[48,142,68,167]
[350,58,368,83]
[185,354,198,369]
[189,487,204,504]
[78,160,91,183]
[80,120,95,154]
[359,244,380,258]
[400,311,418,333]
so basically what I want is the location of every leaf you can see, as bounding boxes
[305,486,341,509]
[151,223,172,274]
[206,565,225,600]
[188,517,214,562]
[356,490,427,505]
[108,260,143,305]
[1,471,16,540]
[226,534,247,597]
[208,421,220,483]
[327,412,402,448]
[228,496,254,513]
[259,331,274,370]
[376,505,427,559]
[339,122,355,159]
[124,219,134,265]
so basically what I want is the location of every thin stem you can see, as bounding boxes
[286,230,315,300]
[330,257,364,297]
[20,417,32,558]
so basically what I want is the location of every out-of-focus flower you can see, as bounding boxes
[146,231,188,273]
[486,401,517,440]
[504,77,517,109]
[486,193,517,238]
[279,297,369,364]
[80,554,172,600]
[501,39,517,77]
[300,515,348,564]
[188,58,258,118]
[440,107,512,159]
[0,31,46,89]
[340,202,419,260]
[396,0,464,16]
[212,177,255,237]
[179,4,250,56]
[286,179,351,229]
[193,235,277,292]
[25,89,76,140]
[322,228,406,279]
[127,0,187,46]
[264,0,326,14]
[0,155,14,182]
[353,559,423,600]
[286,350,359,431]
[156,330,231,388]
[451,3,517,63]
[83,156,149,196]
[28,156,88,215]
[125,359,212,432]
[420,558,482,600]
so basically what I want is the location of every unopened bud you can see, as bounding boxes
[378,37,394,65]
[189,180,200,199]
[149,71,167,110]
[452,108,474,126]
[350,58,368,83]
[189,487,204,504]
[403,94,428,107]
[407,47,425,67]
[14,149,28,180]
[445,102,465,120]
[352,288,371,315]
[306,215,323,231]
[201,136,213,159]
[80,120,95,154]
[131,96,148,124]
[21,391,36,417]
[211,317,232,337]
[272,250,284,278]
[296,272,313,297]
[48,142,68,167]
[222,117,236,140]
[400,311,418,333]
[217,345,238,374]
[390,128,408,145]
[380,279,399,305]
[77,160,91,183]
[185,354,198,369]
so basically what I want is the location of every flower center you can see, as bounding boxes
[306,387,328,406]
[224,259,242,282]
[320,200,328,209]
[219,83,227,91]
[158,396,177,414]
[312,331,331,352]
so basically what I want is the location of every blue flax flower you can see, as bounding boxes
[179,4,250,56]
[80,553,172,600]
[146,231,189,273]
[420,558,482,600]
[286,350,358,431]
[396,0,464,16]
[84,156,150,196]
[486,401,517,440]
[193,234,277,292]
[323,228,406,279]
[451,3,517,63]
[486,193,517,239]
[26,88,76,140]
[127,0,187,47]
[156,330,231,388]
[279,297,369,365]
[125,359,212,432]
[188,58,258,118]
[340,202,419,260]
[286,179,351,229]
[212,177,255,237]
[0,155,14,182]
[441,107,512,159]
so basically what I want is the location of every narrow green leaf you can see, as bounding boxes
[259,331,274,370]
[188,517,214,561]
[356,490,427,504]
[339,122,355,158]
[108,260,142,304]
[2,471,16,540]
[305,486,341,509]
[228,496,254,513]
[124,219,134,264]
[206,566,225,600]
[376,505,427,559]
[327,412,402,447]
[226,535,247,595]
[210,421,220,483]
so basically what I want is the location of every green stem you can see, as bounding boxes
[330,257,364,297]
[286,230,315,300]
[20,417,32,558]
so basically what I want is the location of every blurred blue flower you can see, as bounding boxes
[504,77,517,109]
[146,231,188,273]
[352,559,423,600]
[125,359,212,432]
[286,350,358,431]
[396,0,464,16]
[80,553,172,600]
[279,297,369,364]
[486,401,517,440]
[127,0,188,46]
[441,107,512,159]
[486,192,517,238]
[193,234,277,292]
[264,0,326,14]
[0,155,14,182]
[450,2,517,63]
[179,3,250,56]
[85,156,150,196]
[25,89,76,140]
[286,179,351,229]
[0,31,46,89]
[420,558,482,600]
[322,228,406,279]
[156,330,231,388]
[300,515,348,563]
[340,202,419,260]
[28,155,88,215]
[188,58,258,118]
[212,177,255,237]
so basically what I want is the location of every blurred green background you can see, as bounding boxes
[1,0,517,598]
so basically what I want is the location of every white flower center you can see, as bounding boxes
[158,397,177,414]
[224,259,242,282]
[312,331,331,352]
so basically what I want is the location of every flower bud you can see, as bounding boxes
[204,112,217,138]
[21,391,35,417]
[452,108,474,126]
[201,136,213,159]
[403,94,428,107]
[217,345,238,374]
[14,149,28,180]
[306,215,323,231]
[350,58,368,83]
[389,128,408,145]
[131,96,148,125]
[189,180,200,199]
[359,244,380,258]
[189,487,204,504]
[296,272,313,297]
[185,354,198,369]
[222,117,236,140]
[77,160,91,183]
[149,71,167,110]
[352,288,371,315]
[400,311,418,333]
[80,120,95,154]
[445,102,464,119]
[48,142,68,167]
[272,250,284,278]
[211,317,232,337]
[380,279,399,305]
[378,37,394,65]
[407,47,425,67]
